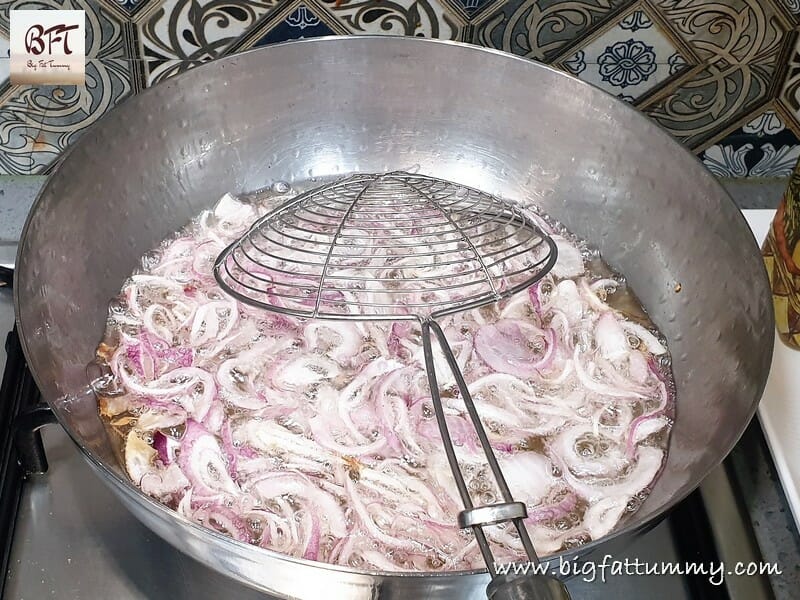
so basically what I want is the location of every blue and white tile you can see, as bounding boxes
[138,0,279,85]
[701,110,800,178]
[559,8,690,103]
[742,110,787,137]
[318,0,462,39]
[249,3,339,46]
[440,0,501,21]
[98,0,159,17]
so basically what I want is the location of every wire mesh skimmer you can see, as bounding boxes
[214,171,571,600]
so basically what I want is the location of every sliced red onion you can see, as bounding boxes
[619,321,667,355]
[551,236,585,279]
[593,356,652,398]
[242,420,333,462]
[528,283,542,313]
[360,462,449,521]
[468,374,531,417]
[125,429,157,485]
[626,381,669,458]
[345,478,429,553]
[304,321,362,365]
[631,415,669,446]
[628,350,650,384]
[308,415,387,457]
[190,302,228,346]
[527,491,579,524]
[302,510,322,560]
[177,419,240,498]
[252,472,348,538]
[143,304,178,342]
[498,452,555,505]
[417,413,479,452]
[564,445,664,503]
[590,279,618,293]
[123,284,143,316]
[555,280,583,325]
[583,496,628,540]
[194,502,252,543]
[136,409,186,431]
[216,348,271,411]
[573,345,647,399]
[125,344,145,376]
[142,332,193,369]
[475,319,552,376]
[500,293,535,320]
[595,312,629,362]
[552,424,631,480]
[334,358,405,443]
[272,355,340,391]
[153,430,171,465]
[387,322,414,359]
[219,419,248,480]
[579,279,612,314]
[140,463,190,500]
[102,194,677,569]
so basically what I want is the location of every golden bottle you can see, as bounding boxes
[763,160,800,349]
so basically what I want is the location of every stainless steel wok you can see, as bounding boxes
[14,36,774,599]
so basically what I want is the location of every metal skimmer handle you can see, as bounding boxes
[421,320,571,600]
[213,173,569,598]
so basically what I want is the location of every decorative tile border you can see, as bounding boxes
[473,0,634,62]
[440,0,502,23]
[702,107,800,178]
[641,0,792,151]
[98,0,161,19]
[1,0,800,175]
[228,0,348,51]
[320,0,462,39]
[136,0,279,86]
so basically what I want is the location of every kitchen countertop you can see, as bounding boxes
[2,175,799,598]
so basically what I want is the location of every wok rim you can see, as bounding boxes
[13,34,776,582]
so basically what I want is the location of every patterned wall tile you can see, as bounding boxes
[473,0,634,62]
[701,108,800,178]
[641,0,791,151]
[137,0,279,85]
[235,1,345,47]
[0,105,43,175]
[0,0,134,175]
[780,33,800,124]
[318,0,462,38]
[1,0,799,176]
[651,0,788,64]
[557,6,691,103]
[778,0,800,22]
[99,0,159,17]
[440,0,502,22]
[254,4,335,45]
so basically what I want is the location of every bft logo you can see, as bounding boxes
[9,10,85,85]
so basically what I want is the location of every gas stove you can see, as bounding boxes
[1,210,797,600]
